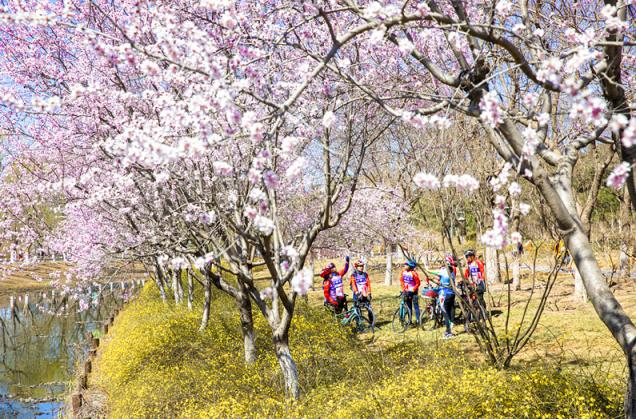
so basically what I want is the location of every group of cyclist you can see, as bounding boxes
[320,250,487,339]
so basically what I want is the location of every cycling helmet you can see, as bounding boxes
[445,255,456,266]
[324,262,336,270]
[354,260,365,268]
[464,249,475,258]
[405,259,417,269]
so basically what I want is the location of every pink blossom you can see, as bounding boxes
[249,122,265,144]
[510,232,522,244]
[621,119,636,147]
[291,267,313,295]
[512,23,526,35]
[495,0,512,16]
[519,202,531,215]
[322,111,336,129]
[281,136,302,157]
[397,38,415,55]
[479,91,502,127]
[253,215,275,236]
[220,12,237,29]
[607,162,631,189]
[263,170,279,189]
[537,113,550,127]
[523,92,539,109]
[537,56,562,85]
[413,172,441,189]
[609,114,629,133]
[140,60,160,76]
[443,174,480,192]
[243,206,257,220]
[213,161,233,176]
[415,3,430,17]
[508,182,521,197]
[285,157,306,180]
[248,168,261,184]
[522,127,541,156]
[78,299,89,312]
[368,26,386,45]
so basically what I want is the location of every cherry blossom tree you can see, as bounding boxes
[2,0,636,410]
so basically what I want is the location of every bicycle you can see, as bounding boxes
[326,295,374,334]
[420,287,444,330]
[455,283,487,332]
[344,297,375,334]
[392,292,413,333]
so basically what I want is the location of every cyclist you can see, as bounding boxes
[350,259,372,300]
[349,259,373,324]
[322,256,350,314]
[400,259,421,324]
[464,249,487,319]
[426,262,456,339]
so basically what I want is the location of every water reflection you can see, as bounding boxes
[0,281,141,417]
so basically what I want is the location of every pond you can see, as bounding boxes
[0,281,141,417]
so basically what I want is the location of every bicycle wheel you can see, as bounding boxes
[434,305,445,328]
[392,306,411,333]
[366,306,376,333]
[354,315,374,334]
[419,304,433,330]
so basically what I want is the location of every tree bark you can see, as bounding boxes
[573,265,588,303]
[485,246,500,283]
[239,290,257,364]
[384,240,393,286]
[620,186,632,280]
[273,331,300,399]
[177,270,184,304]
[511,255,521,291]
[154,264,167,302]
[510,195,522,290]
[538,174,636,416]
[199,277,211,331]
[187,271,194,311]
[172,269,180,304]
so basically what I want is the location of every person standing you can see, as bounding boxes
[400,259,421,324]
[349,259,373,324]
[464,249,487,319]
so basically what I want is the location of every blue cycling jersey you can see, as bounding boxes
[434,268,455,295]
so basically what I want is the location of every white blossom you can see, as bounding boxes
[253,215,275,235]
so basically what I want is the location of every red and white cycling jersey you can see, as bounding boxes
[328,275,345,300]
[401,270,420,292]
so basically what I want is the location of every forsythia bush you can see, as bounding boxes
[94,286,622,418]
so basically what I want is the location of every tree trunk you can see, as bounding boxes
[187,271,194,311]
[177,270,184,303]
[573,265,588,303]
[154,265,167,302]
[273,332,300,399]
[485,246,500,283]
[384,241,393,286]
[172,269,180,304]
[199,277,211,331]
[620,244,630,280]
[563,226,636,416]
[628,350,636,418]
[620,186,633,280]
[309,253,316,291]
[239,290,257,364]
[511,254,521,291]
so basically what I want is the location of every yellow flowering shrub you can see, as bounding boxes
[93,286,622,418]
